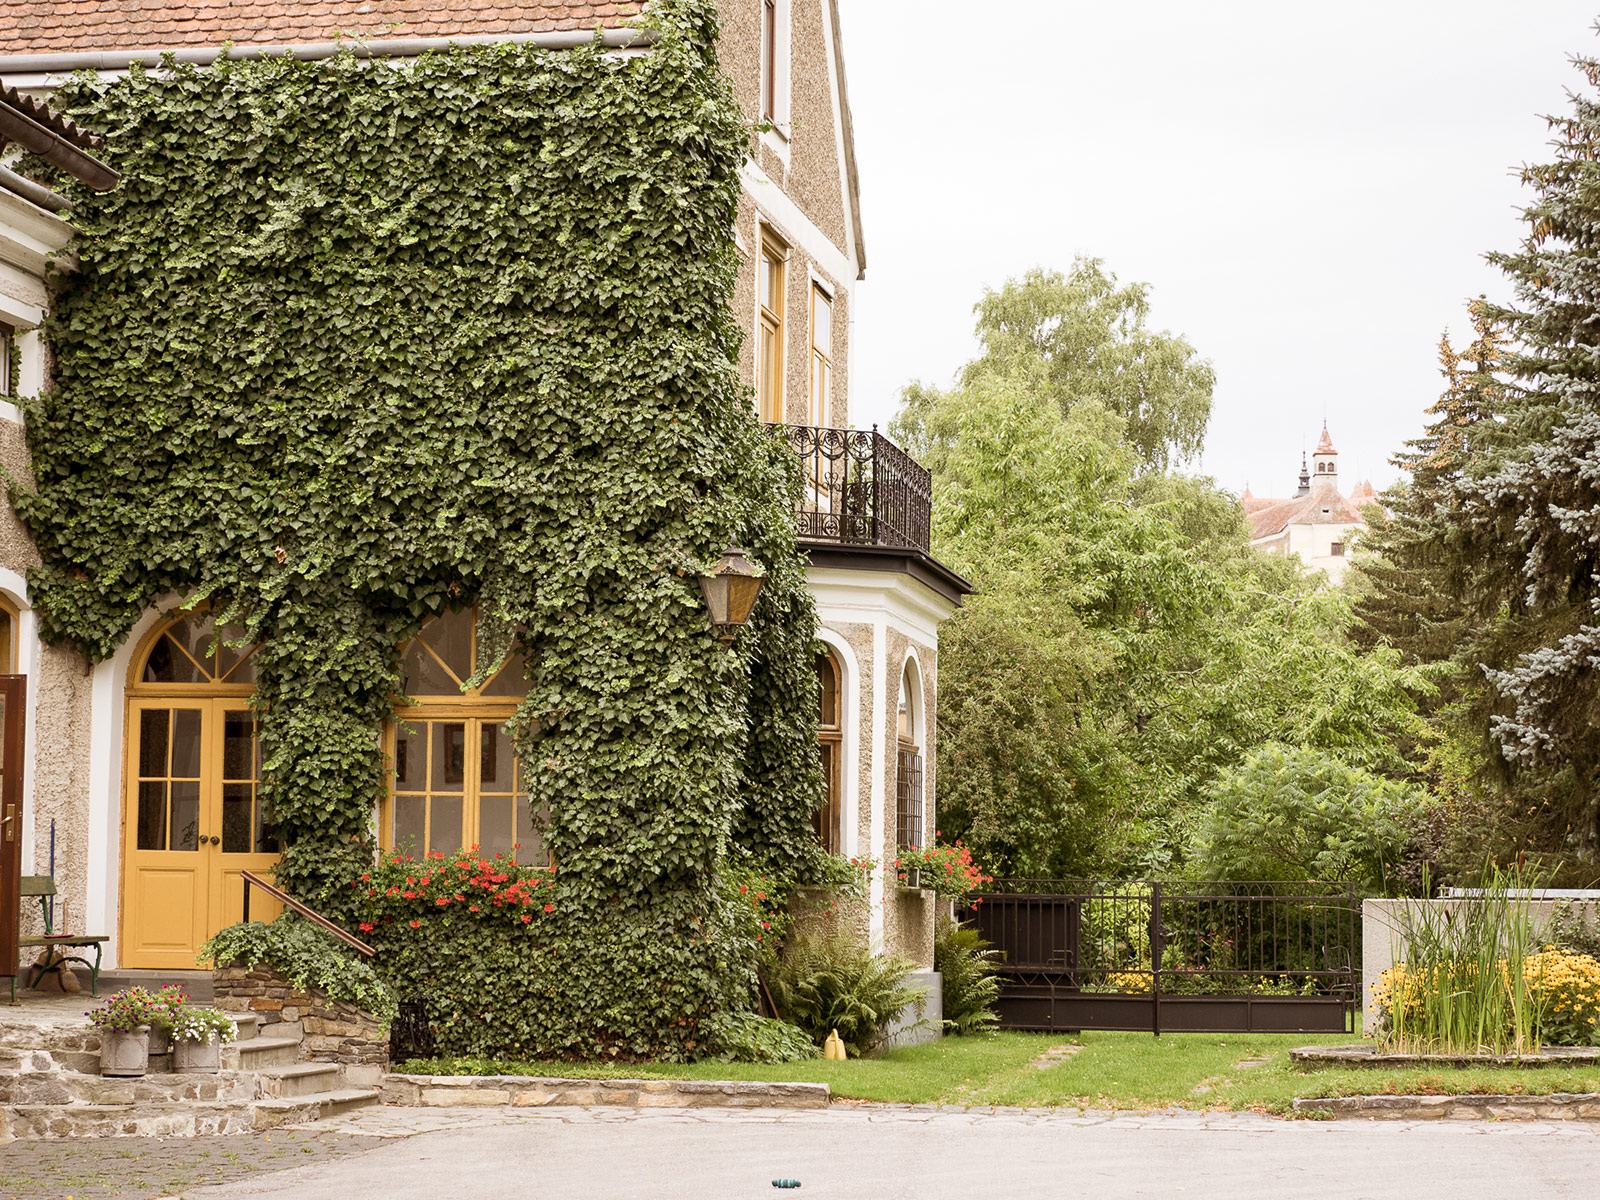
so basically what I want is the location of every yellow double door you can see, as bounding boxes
[121,699,281,970]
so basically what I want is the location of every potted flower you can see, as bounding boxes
[148,983,190,1057]
[86,988,161,1077]
[169,1005,237,1074]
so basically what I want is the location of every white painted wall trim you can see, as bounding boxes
[817,0,857,272]
[867,617,886,953]
[0,571,40,889]
[740,159,856,294]
[87,594,183,968]
[807,566,957,646]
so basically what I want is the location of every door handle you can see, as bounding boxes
[207,835,221,846]
[2,802,12,843]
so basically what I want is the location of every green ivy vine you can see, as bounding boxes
[21,0,824,1057]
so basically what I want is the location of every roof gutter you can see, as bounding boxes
[0,27,659,77]
[0,99,119,191]
[0,164,70,212]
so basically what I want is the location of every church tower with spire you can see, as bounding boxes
[1238,424,1373,584]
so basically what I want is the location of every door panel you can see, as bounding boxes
[0,677,25,982]
[123,698,279,969]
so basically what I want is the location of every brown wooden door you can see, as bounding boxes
[0,676,27,983]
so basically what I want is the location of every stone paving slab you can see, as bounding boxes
[1292,1042,1600,1066]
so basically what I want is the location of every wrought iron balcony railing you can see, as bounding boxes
[769,424,932,555]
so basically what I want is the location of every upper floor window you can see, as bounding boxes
[757,229,787,423]
[761,0,778,122]
[809,285,832,429]
[1330,541,1344,557]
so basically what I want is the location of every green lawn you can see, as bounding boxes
[400,1027,1600,1115]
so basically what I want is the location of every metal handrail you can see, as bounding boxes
[240,868,374,959]
[769,423,933,554]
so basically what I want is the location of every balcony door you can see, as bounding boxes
[121,612,280,970]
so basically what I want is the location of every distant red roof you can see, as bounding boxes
[1245,490,1365,541]
[0,2,643,58]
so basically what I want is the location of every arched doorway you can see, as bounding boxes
[381,608,544,865]
[121,608,280,969]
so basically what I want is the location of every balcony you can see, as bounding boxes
[770,424,933,554]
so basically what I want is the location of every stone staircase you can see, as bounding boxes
[0,1006,379,1137]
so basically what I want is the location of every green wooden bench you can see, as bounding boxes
[9,875,106,1002]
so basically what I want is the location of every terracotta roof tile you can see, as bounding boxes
[0,1,644,57]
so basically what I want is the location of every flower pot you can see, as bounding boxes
[100,1026,151,1077]
[148,1027,172,1056]
[172,1034,223,1074]
[903,868,921,890]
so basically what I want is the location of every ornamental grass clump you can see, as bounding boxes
[1375,868,1544,1055]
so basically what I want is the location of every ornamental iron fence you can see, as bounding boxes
[771,424,932,554]
[960,880,1360,1035]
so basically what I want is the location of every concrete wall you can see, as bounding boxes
[1362,896,1600,1028]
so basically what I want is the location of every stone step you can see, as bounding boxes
[253,1088,380,1130]
[254,1061,341,1100]
[1,1100,258,1139]
[96,970,215,1003]
[236,1035,301,1070]
[231,1012,263,1039]
[0,1069,255,1106]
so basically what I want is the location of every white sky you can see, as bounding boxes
[835,1,1596,497]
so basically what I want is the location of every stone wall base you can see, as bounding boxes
[882,969,942,1049]
[1293,1092,1600,1120]
[381,1073,830,1109]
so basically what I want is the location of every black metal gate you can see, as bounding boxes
[959,881,1358,1034]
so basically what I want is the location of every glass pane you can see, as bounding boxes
[429,796,463,856]
[422,610,473,685]
[138,709,170,777]
[434,723,466,791]
[217,632,258,685]
[164,613,220,681]
[222,782,252,853]
[169,780,200,852]
[401,638,462,696]
[761,250,777,312]
[137,780,167,851]
[0,608,12,674]
[170,709,203,779]
[817,652,838,728]
[222,713,255,779]
[478,794,513,859]
[515,800,545,867]
[255,794,277,854]
[142,634,205,684]
[480,651,528,698]
[393,794,426,858]
[481,725,516,788]
[394,726,422,787]
[813,291,831,357]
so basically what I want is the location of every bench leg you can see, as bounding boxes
[90,943,101,997]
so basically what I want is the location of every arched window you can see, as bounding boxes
[122,607,276,970]
[0,593,18,674]
[383,607,544,866]
[896,659,923,849]
[815,648,843,852]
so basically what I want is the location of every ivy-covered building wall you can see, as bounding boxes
[0,0,964,1053]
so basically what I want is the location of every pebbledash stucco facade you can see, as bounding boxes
[0,0,968,1008]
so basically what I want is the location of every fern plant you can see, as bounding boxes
[767,933,923,1056]
[934,917,1001,1035]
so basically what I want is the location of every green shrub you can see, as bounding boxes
[767,933,923,1056]
[933,917,1000,1035]
[201,915,397,1025]
[702,1011,817,1063]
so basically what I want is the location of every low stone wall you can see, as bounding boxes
[213,965,389,1087]
[380,1073,830,1109]
[1292,1092,1600,1120]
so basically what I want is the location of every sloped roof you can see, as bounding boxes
[1348,479,1377,504]
[0,2,643,58]
[1315,426,1337,455]
[1246,490,1365,541]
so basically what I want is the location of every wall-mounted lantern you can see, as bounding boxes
[698,538,765,645]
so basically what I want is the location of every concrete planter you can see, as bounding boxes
[172,1034,224,1074]
[148,1027,172,1056]
[99,1026,151,1077]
